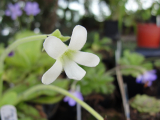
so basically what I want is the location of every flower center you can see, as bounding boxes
[59,49,76,65]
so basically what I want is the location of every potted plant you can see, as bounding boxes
[137,23,160,48]
[124,1,160,48]
[104,0,127,40]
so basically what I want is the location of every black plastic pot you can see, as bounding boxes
[135,48,160,57]
[43,101,77,120]
[43,103,59,120]
[104,20,120,41]
[122,75,144,99]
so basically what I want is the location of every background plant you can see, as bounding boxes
[78,62,115,96]
[119,50,153,77]
[130,94,160,114]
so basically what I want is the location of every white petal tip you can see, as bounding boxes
[42,80,51,85]
[41,76,54,85]
[75,25,86,30]
[93,56,100,67]
[69,25,87,50]
[68,71,86,80]
[41,60,63,85]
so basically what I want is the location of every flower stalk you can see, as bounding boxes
[20,85,104,120]
[106,65,147,75]
[0,72,3,99]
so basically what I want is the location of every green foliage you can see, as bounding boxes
[15,30,38,40]
[6,30,54,69]
[0,44,5,55]
[3,80,69,105]
[105,0,127,21]
[135,9,151,22]
[119,50,153,77]
[154,59,160,68]
[120,50,144,65]
[1,30,70,119]
[78,62,115,95]
[20,80,69,102]
[130,94,160,114]
[84,32,112,53]
[91,33,112,52]
[4,31,54,84]
[17,103,47,120]
[0,92,18,107]
[31,95,63,104]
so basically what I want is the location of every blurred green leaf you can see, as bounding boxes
[19,80,69,103]
[31,95,63,104]
[0,92,18,107]
[119,50,153,77]
[154,60,160,68]
[130,94,160,114]
[78,62,115,95]
[6,30,42,68]
[14,30,38,40]
[17,103,47,120]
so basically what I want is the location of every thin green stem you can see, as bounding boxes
[71,81,77,90]
[106,65,146,75]
[0,35,48,99]
[19,85,104,120]
[0,72,3,99]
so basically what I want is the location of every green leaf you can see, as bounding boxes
[0,92,18,107]
[79,62,115,95]
[154,60,160,67]
[31,95,63,104]
[51,29,70,42]
[119,50,153,77]
[14,30,39,40]
[6,30,43,68]
[130,94,160,114]
[17,103,47,120]
[5,75,39,94]
[142,63,153,70]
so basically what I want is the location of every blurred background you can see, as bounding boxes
[1,0,160,45]
[1,0,160,120]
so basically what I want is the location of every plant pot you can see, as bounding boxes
[137,23,160,48]
[135,48,160,57]
[104,20,120,41]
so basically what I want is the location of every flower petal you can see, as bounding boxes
[149,70,156,73]
[68,98,76,106]
[144,72,157,81]
[64,96,69,102]
[43,36,68,59]
[63,56,86,80]
[5,10,11,16]
[72,51,100,67]
[74,91,83,101]
[136,75,142,83]
[42,60,63,84]
[69,25,87,50]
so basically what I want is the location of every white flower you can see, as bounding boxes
[42,25,100,84]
